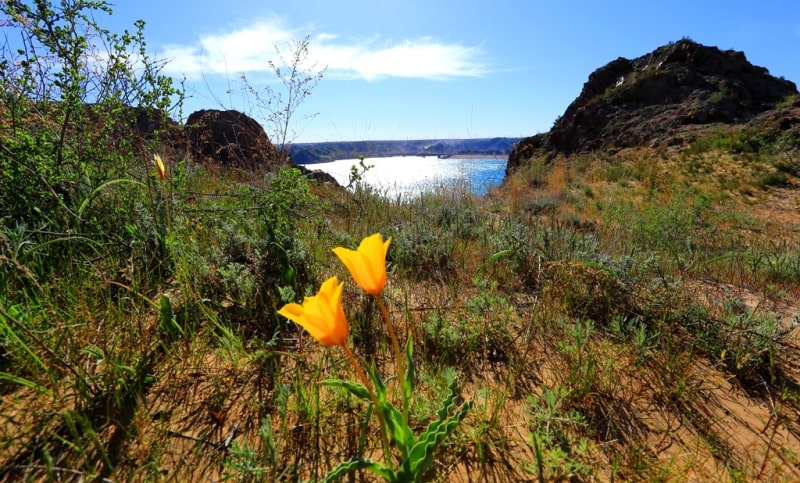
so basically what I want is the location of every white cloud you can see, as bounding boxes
[160,17,486,81]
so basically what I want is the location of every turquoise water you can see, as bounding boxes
[301,155,506,198]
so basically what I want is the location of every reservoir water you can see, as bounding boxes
[300,155,506,198]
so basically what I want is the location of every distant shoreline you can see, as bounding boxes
[289,138,519,164]
[303,153,509,164]
[445,154,508,160]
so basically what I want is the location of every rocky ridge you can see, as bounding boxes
[508,39,799,171]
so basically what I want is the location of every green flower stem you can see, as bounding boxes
[340,342,392,467]
[375,295,406,419]
[375,295,403,378]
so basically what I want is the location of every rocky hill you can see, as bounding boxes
[508,39,799,171]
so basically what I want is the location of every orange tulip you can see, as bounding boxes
[277,276,349,346]
[333,233,391,296]
[153,154,166,180]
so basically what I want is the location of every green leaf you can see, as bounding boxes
[357,405,373,456]
[322,457,396,482]
[577,261,619,278]
[0,306,48,373]
[404,335,416,403]
[408,399,472,479]
[367,363,388,402]
[320,379,372,402]
[437,378,460,421]
[473,249,514,277]
[530,431,545,482]
[76,178,145,219]
[159,294,182,338]
[405,378,473,479]
[0,371,53,397]
[380,400,414,461]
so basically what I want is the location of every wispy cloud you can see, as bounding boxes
[159,16,486,81]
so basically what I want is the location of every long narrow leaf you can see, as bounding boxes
[357,405,373,456]
[77,178,145,219]
[367,363,388,401]
[405,378,472,478]
[437,377,460,421]
[473,249,514,277]
[380,400,414,462]
[0,371,54,397]
[320,379,372,402]
[0,307,48,372]
[403,335,416,408]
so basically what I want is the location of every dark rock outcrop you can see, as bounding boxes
[184,109,341,184]
[186,109,282,171]
[132,107,186,157]
[508,39,798,172]
[134,107,180,140]
[294,164,340,185]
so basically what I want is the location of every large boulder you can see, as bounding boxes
[508,39,798,171]
[186,109,282,170]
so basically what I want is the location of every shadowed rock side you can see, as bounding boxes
[186,109,283,171]
[508,39,798,172]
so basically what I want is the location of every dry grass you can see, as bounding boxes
[3,140,800,481]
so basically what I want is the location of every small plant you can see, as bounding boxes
[277,233,472,481]
[756,170,789,189]
[555,318,598,403]
[418,278,516,368]
[715,306,785,387]
[235,36,326,155]
[526,385,594,481]
[347,155,374,191]
[223,416,282,481]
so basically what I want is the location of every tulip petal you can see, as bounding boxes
[153,154,166,180]
[276,276,349,346]
[333,233,391,295]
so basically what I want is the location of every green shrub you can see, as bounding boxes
[418,280,516,368]
[166,167,320,339]
[0,0,180,294]
[389,220,456,279]
[756,170,789,189]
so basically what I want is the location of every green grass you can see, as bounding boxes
[3,113,800,481]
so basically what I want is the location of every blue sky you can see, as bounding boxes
[103,0,799,143]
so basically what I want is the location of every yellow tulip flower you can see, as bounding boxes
[277,276,349,346]
[153,154,166,180]
[333,233,391,295]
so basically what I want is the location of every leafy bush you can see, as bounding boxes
[167,167,320,338]
[0,0,180,291]
[756,170,789,189]
[686,130,767,156]
[486,218,540,289]
[545,262,631,325]
[390,221,455,279]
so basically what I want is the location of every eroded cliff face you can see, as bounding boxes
[508,39,798,172]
